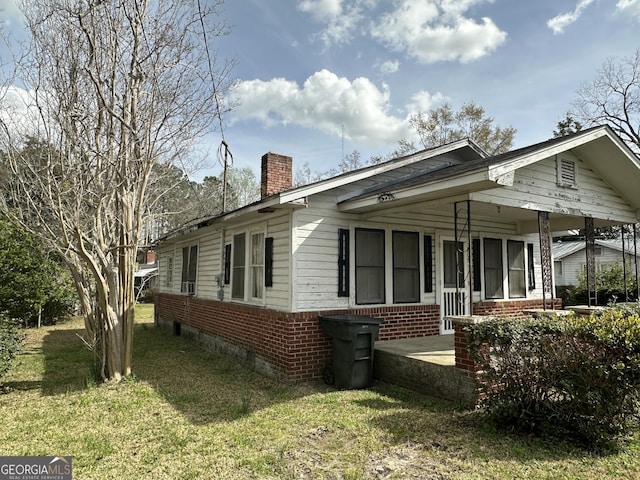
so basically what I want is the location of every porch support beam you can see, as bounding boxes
[454,200,473,316]
[538,211,554,310]
[585,217,597,307]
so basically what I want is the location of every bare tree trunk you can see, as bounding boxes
[0,0,234,381]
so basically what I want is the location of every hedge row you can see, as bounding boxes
[467,305,640,450]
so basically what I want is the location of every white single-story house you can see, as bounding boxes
[154,125,640,383]
[553,238,640,286]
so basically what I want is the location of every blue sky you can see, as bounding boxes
[2,0,640,180]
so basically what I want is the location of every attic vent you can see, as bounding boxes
[557,156,577,187]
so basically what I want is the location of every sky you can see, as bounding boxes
[1,0,640,180]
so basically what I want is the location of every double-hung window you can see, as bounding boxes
[181,245,198,294]
[393,231,419,303]
[355,228,385,304]
[232,233,246,299]
[250,232,265,299]
[483,238,503,299]
[231,232,271,301]
[507,240,526,298]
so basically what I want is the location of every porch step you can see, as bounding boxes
[373,340,476,406]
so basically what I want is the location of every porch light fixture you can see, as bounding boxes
[377,192,395,203]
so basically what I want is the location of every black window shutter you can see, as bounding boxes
[223,244,231,284]
[472,238,481,291]
[338,229,350,297]
[527,243,535,290]
[424,235,433,293]
[265,237,274,287]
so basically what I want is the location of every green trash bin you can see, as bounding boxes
[319,314,384,389]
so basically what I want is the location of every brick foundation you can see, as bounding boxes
[154,294,440,383]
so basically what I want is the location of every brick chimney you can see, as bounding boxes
[261,152,292,199]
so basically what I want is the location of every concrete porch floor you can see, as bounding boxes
[373,335,476,405]
[375,334,455,366]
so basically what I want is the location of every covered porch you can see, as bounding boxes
[339,127,640,328]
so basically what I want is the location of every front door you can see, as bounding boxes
[440,239,469,334]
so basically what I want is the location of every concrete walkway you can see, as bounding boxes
[375,335,455,366]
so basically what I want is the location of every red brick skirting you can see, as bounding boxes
[154,293,440,383]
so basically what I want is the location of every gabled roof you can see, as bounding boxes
[157,138,486,242]
[338,125,640,212]
[552,238,640,260]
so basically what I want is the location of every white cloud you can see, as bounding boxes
[0,0,22,25]
[406,90,447,113]
[378,59,400,74]
[297,0,344,21]
[370,0,506,63]
[0,86,42,139]
[231,69,412,145]
[616,0,640,19]
[298,0,372,48]
[547,0,596,34]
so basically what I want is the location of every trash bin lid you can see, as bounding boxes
[319,314,383,325]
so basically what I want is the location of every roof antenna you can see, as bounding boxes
[218,140,233,212]
[341,123,344,161]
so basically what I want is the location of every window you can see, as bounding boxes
[557,156,577,187]
[232,233,246,299]
[483,238,503,299]
[508,240,526,298]
[250,232,264,299]
[393,231,419,303]
[165,256,173,288]
[355,228,385,304]
[181,245,198,294]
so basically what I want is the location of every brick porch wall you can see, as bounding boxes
[472,298,563,317]
[155,293,440,383]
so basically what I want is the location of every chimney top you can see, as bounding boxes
[261,152,293,199]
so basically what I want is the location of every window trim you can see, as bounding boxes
[355,228,386,305]
[231,233,246,300]
[507,240,526,299]
[483,238,504,300]
[180,244,198,295]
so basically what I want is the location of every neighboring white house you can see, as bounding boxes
[553,238,640,286]
[153,125,640,383]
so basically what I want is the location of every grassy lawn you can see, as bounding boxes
[1,304,639,479]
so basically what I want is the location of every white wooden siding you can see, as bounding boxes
[472,153,636,223]
[293,191,353,311]
[291,189,543,311]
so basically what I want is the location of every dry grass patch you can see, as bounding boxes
[0,304,639,479]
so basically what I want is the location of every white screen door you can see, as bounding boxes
[441,239,469,334]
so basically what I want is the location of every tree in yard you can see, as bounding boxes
[403,101,517,155]
[0,0,235,381]
[553,113,583,138]
[573,48,640,152]
[0,215,75,326]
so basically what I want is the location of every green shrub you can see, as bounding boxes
[569,263,639,306]
[467,308,640,450]
[0,315,25,380]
